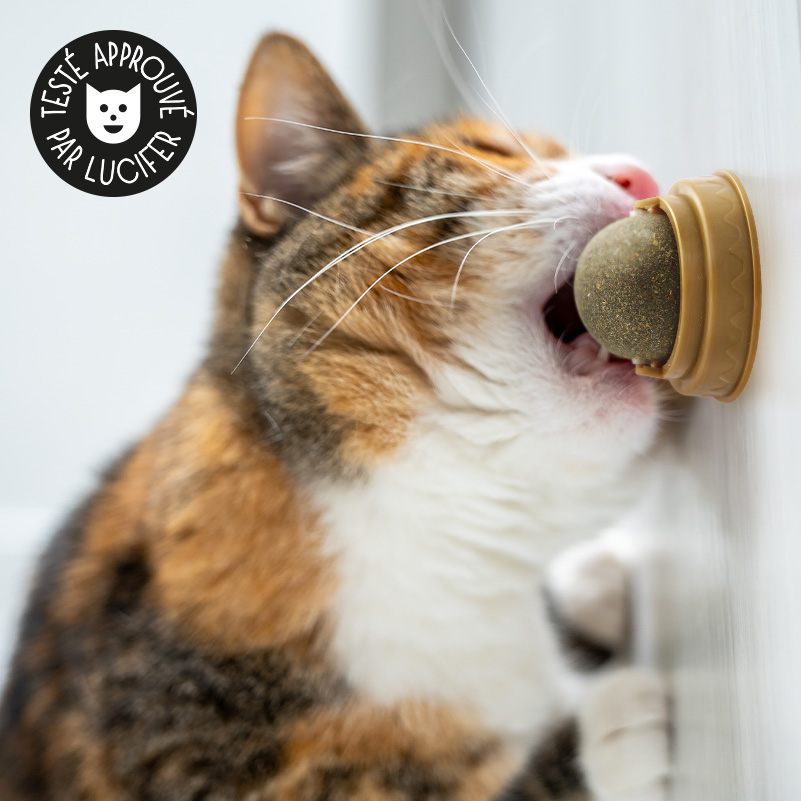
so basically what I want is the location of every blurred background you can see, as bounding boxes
[2,2,801,798]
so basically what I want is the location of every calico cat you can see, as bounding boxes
[0,33,669,801]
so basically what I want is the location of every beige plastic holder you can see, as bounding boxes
[633,170,761,402]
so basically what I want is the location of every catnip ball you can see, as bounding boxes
[574,213,680,364]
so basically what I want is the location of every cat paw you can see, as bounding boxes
[547,541,630,652]
[579,668,670,801]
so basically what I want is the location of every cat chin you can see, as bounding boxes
[555,338,660,428]
[436,297,660,474]
[429,333,659,509]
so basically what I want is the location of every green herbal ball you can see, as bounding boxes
[574,213,680,364]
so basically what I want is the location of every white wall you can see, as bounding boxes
[471,1,801,798]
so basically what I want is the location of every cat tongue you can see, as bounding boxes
[565,333,610,375]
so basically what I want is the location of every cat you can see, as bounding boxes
[86,84,141,144]
[0,33,669,801]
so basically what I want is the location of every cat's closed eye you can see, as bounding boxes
[459,132,519,158]
[463,136,515,157]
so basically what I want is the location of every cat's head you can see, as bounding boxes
[213,34,663,511]
[86,84,141,144]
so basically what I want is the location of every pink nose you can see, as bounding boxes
[597,162,660,200]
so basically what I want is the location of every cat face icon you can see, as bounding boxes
[86,84,141,144]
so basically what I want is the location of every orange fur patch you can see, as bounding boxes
[278,700,515,801]
[60,379,333,653]
[299,349,429,465]
[45,710,126,801]
[151,381,333,652]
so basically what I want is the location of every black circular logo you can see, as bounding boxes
[30,31,197,197]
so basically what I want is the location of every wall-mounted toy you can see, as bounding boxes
[575,171,761,401]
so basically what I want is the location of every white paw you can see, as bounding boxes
[548,541,630,651]
[580,668,670,801]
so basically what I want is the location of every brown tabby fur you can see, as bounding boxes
[0,34,591,800]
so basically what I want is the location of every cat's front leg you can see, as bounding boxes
[579,668,670,801]
[548,543,670,800]
[547,540,631,656]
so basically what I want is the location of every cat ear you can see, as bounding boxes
[86,84,98,100]
[128,84,141,102]
[236,33,368,237]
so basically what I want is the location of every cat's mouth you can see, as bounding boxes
[541,275,634,377]
[103,125,123,133]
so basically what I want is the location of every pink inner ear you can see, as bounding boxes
[234,33,369,234]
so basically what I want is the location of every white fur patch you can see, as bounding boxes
[547,539,630,652]
[580,667,669,801]
[312,154,662,748]
[315,374,652,745]
[315,414,570,746]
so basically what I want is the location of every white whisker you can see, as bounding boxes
[553,241,577,291]
[438,9,543,168]
[243,117,528,187]
[421,0,485,117]
[379,286,450,307]
[552,214,576,231]
[569,51,607,154]
[581,83,609,156]
[263,409,284,441]
[305,222,539,356]
[232,207,530,373]
[288,310,322,347]
[240,192,371,235]
[450,221,539,307]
